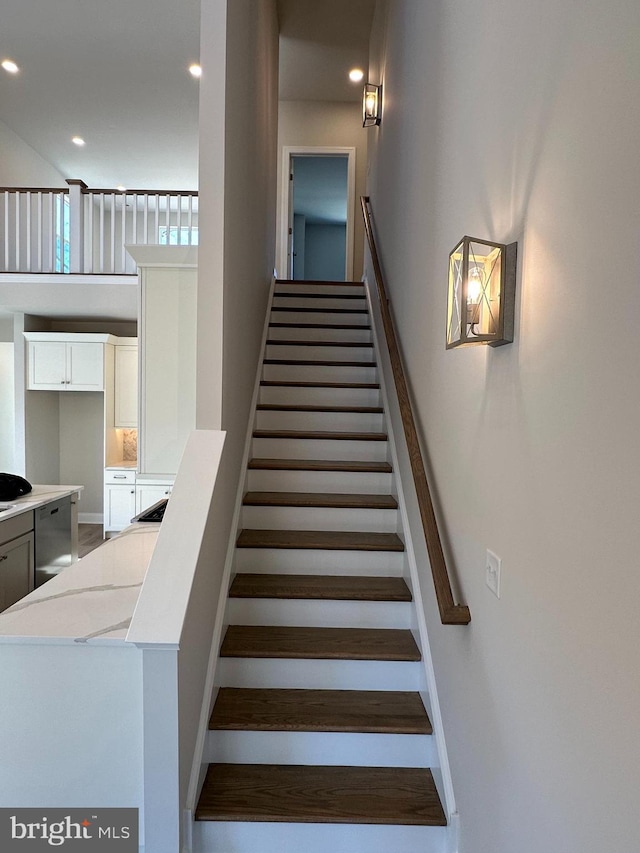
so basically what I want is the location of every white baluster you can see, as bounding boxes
[25,192,31,272]
[14,192,21,272]
[99,194,105,273]
[37,192,43,272]
[4,193,10,271]
[176,194,182,244]
[110,193,116,273]
[121,192,127,273]
[154,194,159,244]
[165,193,171,244]
[143,194,149,245]
[187,195,193,245]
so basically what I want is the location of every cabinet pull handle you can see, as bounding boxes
[113,475,127,479]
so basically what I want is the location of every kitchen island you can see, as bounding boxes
[0,485,84,612]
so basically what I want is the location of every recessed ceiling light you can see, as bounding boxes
[1,59,19,74]
[189,63,202,78]
[116,185,127,193]
[349,68,364,83]
[71,136,85,146]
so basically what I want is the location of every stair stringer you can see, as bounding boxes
[363,274,460,851]
[182,275,278,848]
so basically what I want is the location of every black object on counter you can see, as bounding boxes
[131,499,168,523]
[0,473,32,501]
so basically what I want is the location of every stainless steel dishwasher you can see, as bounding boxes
[34,496,73,588]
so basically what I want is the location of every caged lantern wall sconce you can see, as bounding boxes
[446,236,517,348]
[363,83,382,127]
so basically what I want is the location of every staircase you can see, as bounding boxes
[193,280,449,853]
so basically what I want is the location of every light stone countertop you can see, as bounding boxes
[0,484,84,522]
[0,523,159,645]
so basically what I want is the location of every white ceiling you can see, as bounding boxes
[0,0,375,324]
[0,0,201,192]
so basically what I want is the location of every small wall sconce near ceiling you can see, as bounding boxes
[446,236,517,348]
[363,83,382,127]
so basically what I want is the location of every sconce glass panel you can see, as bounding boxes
[446,236,517,348]
[363,83,382,127]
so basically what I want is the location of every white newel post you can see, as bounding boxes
[66,179,86,273]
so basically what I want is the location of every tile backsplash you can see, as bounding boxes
[123,429,138,462]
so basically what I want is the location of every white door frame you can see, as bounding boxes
[278,146,356,281]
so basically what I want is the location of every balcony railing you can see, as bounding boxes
[0,179,198,275]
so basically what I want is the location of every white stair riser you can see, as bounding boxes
[265,344,375,362]
[262,363,378,383]
[270,310,370,326]
[259,385,381,407]
[275,283,365,296]
[272,297,368,311]
[246,469,393,494]
[255,410,385,432]
[226,598,411,629]
[252,437,388,461]
[205,730,435,768]
[241,505,398,533]
[193,821,447,853]
[268,325,372,343]
[234,547,405,576]
[217,658,421,691]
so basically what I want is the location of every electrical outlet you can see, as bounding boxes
[486,549,501,598]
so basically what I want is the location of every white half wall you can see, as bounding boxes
[366,2,640,852]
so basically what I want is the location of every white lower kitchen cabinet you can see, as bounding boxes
[103,485,137,535]
[0,531,34,612]
[135,483,173,515]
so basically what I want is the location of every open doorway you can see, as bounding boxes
[281,146,356,281]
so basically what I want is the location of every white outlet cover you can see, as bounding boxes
[486,549,501,598]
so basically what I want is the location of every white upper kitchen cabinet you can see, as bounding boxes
[114,344,138,428]
[24,333,116,392]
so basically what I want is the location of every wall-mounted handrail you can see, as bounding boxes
[361,196,471,625]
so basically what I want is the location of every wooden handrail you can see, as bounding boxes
[361,196,471,625]
[0,186,69,194]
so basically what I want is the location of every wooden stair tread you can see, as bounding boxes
[276,279,364,286]
[266,339,373,347]
[271,307,369,314]
[229,573,411,601]
[220,625,421,661]
[269,322,371,330]
[236,529,404,551]
[274,292,365,300]
[247,458,392,473]
[196,764,445,825]
[253,429,387,441]
[209,688,431,733]
[263,358,377,367]
[243,491,398,509]
[260,380,379,389]
[256,404,384,413]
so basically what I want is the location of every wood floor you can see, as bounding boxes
[78,523,105,558]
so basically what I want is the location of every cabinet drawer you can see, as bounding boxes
[0,511,34,547]
[104,469,137,485]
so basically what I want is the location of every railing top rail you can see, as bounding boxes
[83,188,199,197]
[0,186,69,194]
[361,195,471,626]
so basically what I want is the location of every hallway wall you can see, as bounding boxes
[366,2,640,852]
[277,101,367,279]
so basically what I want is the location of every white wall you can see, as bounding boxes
[367,2,640,852]
[59,393,104,515]
[198,0,279,438]
[278,101,368,278]
[305,223,346,281]
[0,343,15,472]
[0,119,67,187]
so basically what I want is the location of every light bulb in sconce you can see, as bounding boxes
[466,265,484,326]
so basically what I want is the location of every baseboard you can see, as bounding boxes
[78,512,103,525]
